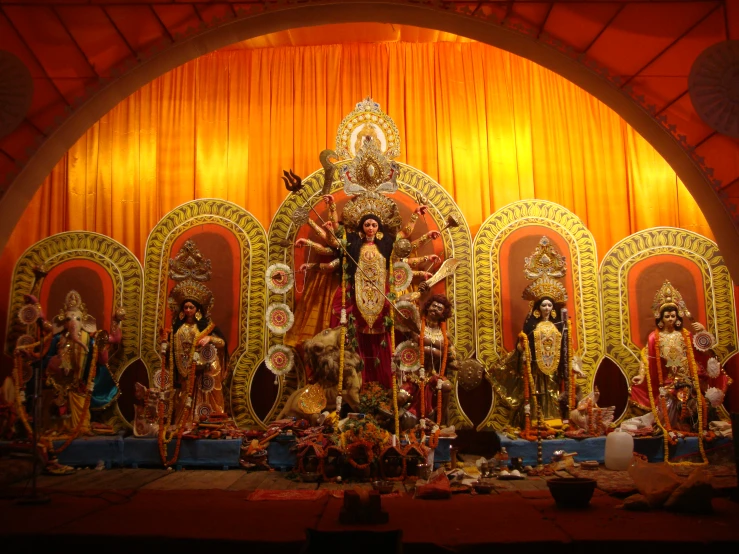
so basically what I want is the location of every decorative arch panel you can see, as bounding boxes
[140,199,267,429]
[600,228,737,394]
[475,200,603,430]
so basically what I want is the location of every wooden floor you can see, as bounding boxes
[9,466,557,494]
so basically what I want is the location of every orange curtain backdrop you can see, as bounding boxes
[0,41,713,349]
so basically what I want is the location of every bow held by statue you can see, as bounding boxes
[281,169,304,193]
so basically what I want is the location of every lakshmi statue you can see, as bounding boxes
[40,290,121,436]
[495,237,582,439]
[629,280,731,440]
[159,240,229,427]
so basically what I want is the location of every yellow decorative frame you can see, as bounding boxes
[267,162,476,429]
[475,200,603,430]
[4,231,142,428]
[600,227,737,411]
[140,199,267,429]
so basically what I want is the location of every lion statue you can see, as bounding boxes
[276,326,362,423]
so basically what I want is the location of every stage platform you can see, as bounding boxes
[499,433,733,466]
[1,434,730,471]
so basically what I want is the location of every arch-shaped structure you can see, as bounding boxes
[0,2,737,281]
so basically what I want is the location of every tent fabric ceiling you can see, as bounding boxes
[0,1,737,216]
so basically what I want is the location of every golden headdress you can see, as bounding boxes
[522,236,568,305]
[651,280,690,319]
[341,191,402,234]
[53,290,97,334]
[167,240,214,317]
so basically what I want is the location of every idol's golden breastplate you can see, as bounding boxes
[356,242,386,329]
[174,323,198,377]
[659,330,690,382]
[533,320,562,376]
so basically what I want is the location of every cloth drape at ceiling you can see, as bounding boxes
[0,41,712,347]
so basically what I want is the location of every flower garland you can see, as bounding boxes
[419,316,426,419]
[336,259,347,415]
[347,440,375,470]
[157,322,214,467]
[434,321,449,426]
[518,331,537,440]
[54,332,101,454]
[567,317,576,411]
[683,327,708,465]
[392,375,400,438]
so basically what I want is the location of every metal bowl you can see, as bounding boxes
[546,477,596,508]
[371,480,395,494]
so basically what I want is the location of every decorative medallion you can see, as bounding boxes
[335,96,401,160]
[266,344,294,377]
[688,40,739,138]
[266,303,294,335]
[199,343,217,364]
[196,404,212,419]
[395,340,421,372]
[392,261,413,292]
[693,330,716,352]
[17,303,41,326]
[266,263,294,294]
[0,51,33,139]
[394,300,420,334]
[153,370,171,390]
[200,374,215,393]
[15,333,35,350]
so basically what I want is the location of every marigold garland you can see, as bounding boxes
[419,316,426,419]
[567,317,576,411]
[347,440,375,470]
[518,331,538,440]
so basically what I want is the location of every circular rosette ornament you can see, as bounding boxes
[199,374,215,393]
[266,263,294,294]
[196,404,213,420]
[394,300,419,334]
[693,330,716,352]
[153,370,171,390]
[395,340,421,372]
[706,357,721,379]
[17,303,41,325]
[199,343,217,364]
[266,344,295,380]
[266,303,294,335]
[392,261,413,292]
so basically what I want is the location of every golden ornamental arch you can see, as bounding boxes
[475,200,603,430]
[600,227,738,387]
[140,199,267,429]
